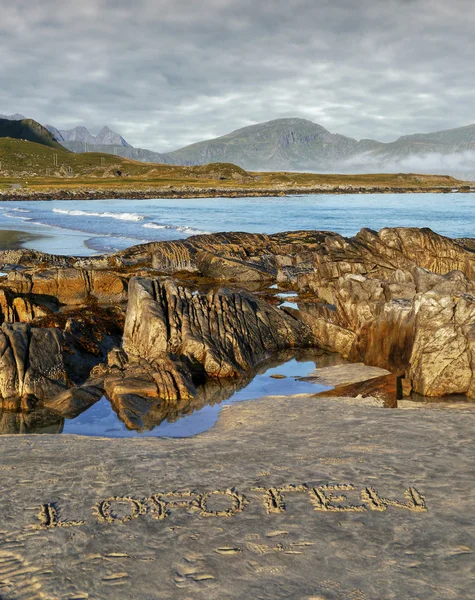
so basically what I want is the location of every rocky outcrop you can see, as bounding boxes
[5,268,128,305]
[0,226,474,416]
[0,323,68,408]
[123,277,315,378]
[301,268,475,398]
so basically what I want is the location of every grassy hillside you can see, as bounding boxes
[0,138,251,184]
[0,118,64,150]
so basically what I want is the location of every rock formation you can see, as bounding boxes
[0,226,474,433]
[0,323,68,409]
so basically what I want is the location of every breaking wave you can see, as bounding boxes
[2,211,30,221]
[52,208,145,221]
[143,222,210,235]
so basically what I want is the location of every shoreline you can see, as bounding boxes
[0,229,45,250]
[0,183,474,202]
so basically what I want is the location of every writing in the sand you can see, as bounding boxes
[30,483,427,530]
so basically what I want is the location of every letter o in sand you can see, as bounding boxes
[93,496,147,524]
[198,489,248,518]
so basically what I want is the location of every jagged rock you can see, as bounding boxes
[123,277,316,378]
[409,292,475,397]
[295,304,357,357]
[0,323,68,405]
[5,268,127,305]
[0,289,50,323]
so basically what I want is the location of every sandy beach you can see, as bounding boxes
[0,229,43,251]
[0,393,473,599]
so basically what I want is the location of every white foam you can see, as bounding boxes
[2,212,29,221]
[52,208,145,221]
[143,222,210,235]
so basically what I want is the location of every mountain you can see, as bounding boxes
[0,117,65,150]
[0,113,26,121]
[163,118,475,177]
[361,123,475,161]
[165,118,364,171]
[44,124,132,148]
[5,111,475,177]
[95,126,131,147]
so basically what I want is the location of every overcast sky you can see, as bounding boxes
[1,0,474,151]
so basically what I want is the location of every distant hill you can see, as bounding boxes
[55,141,170,164]
[4,112,475,177]
[165,118,366,171]
[163,118,475,178]
[45,124,131,148]
[0,117,64,150]
[364,123,475,160]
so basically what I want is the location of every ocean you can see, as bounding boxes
[0,192,473,255]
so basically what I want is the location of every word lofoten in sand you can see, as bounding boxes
[31,483,427,531]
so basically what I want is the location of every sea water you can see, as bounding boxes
[0,192,473,255]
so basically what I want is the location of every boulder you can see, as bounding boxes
[408,292,475,397]
[0,322,68,405]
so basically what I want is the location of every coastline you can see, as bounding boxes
[0,183,473,202]
[0,229,45,250]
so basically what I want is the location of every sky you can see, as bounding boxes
[1,0,474,152]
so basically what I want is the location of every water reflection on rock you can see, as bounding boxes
[0,349,341,436]
[0,408,64,435]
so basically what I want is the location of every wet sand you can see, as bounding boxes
[0,229,44,251]
[0,393,473,599]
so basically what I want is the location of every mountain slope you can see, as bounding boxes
[366,123,475,161]
[165,118,362,170]
[0,118,64,150]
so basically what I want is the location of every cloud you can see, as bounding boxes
[0,0,474,151]
[341,149,475,180]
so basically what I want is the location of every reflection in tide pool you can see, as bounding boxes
[63,354,334,438]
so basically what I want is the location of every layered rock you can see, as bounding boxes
[123,277,315,378]
[0,288,50,322]
[301,269,475,398]
[0,322,68,408]
[5,268,127,305]
[409,292,475,397]
[0,226,474,414]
